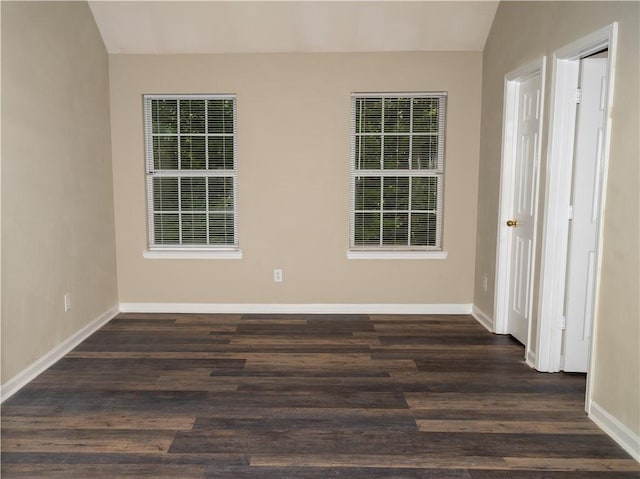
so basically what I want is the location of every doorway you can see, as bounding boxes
[537,24,618,412]
[562,53,608,372]
[494,58,545,366]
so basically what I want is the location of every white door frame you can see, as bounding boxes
[536,22,618,406]
[494,57,546,366]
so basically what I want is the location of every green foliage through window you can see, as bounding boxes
[351,93,446,249]
[145,95,237,248]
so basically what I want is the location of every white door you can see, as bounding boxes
[506,73,542,345]
[562,57,608,372]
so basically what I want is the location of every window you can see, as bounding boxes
[349,93,447,258]
[143,95,240,258]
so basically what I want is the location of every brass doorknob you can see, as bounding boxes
[506,219,519,227]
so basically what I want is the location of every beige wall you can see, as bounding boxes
[110,52,482,305]
[1,2,118,383]
[474,2,639,436]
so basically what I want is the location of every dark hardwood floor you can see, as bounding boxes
[2,313,639,478]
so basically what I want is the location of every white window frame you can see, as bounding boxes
[143,94,241,260]
[348,92,447,260]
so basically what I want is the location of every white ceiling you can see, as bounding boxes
[88,1,499,54]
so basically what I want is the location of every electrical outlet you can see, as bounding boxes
[482,275,488,292]
[64,293,71,312]
[273,269,283,283]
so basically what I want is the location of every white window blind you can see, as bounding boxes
[144,95,238,251]
[350,93,446,251]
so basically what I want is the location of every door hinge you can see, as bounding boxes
[575,88,582,104]
[560,316,567,331]
[568,204,574,220]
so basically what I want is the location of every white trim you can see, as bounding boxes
[351,92,448,99]
[119,303,473,315]
[554,24,617,60]
[525,349,536,369]
[0,305,120,403]
[589,401,640,462]
[537,23,617,375]
[494,57,546,339]
[347,250,448,260]
[471,305,493,332]
[493,73,518,335]
[585,25,618,420]
[537,56,580,372]
[350,93,447,251]
[144,95,239,251]
[144,93,236,100]
[143,249,243,260]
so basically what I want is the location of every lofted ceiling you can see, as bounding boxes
[88,1,499,54]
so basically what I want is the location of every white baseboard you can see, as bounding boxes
[0,305,120,403]
[119,303,473,315]
[525,349,536,368]
[471,305,493,332]
[589,400,640,462]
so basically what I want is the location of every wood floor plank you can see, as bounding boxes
[469,471,640,478]
[249,454,508,469]
[207,466,640,479]
[191,416,418,432]
[389,372,585,389]
[1,451,249,466]
[206,466,471,479]
[0,464,206,479]
[251,454,640,473]
[416,419,602,434]
[229,336,377,345]
[405,392,586,411]
[1,414,195,431]
[1,429,175,453]
[170,429,418,455]
[2,312,638,478]
[504,457,640,471]
[243,353,417,372]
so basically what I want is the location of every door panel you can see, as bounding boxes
[507,74,542,345]
[562,57,607,372]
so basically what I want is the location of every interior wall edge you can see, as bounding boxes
[589,400,640,463]
[471,304,493,332]
[0,305,120,404]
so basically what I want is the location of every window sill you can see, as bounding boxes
[347,250,448,260]
[143,249,243,260]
